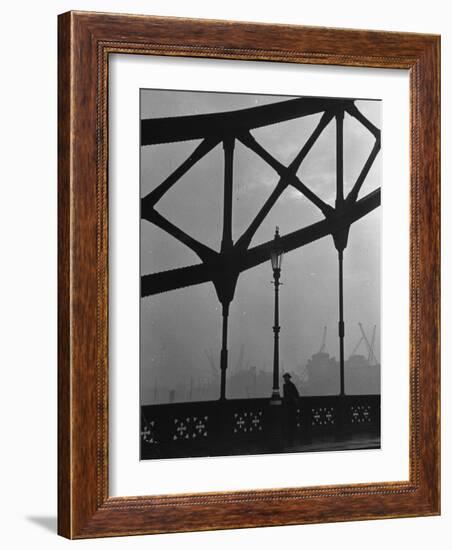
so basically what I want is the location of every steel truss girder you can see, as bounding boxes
[140,96,381,299]
[141,97,351,145]
[141,188,380,297]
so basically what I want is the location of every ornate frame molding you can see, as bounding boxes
[58,11,440,538]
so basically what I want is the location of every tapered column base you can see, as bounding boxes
[270,390,282,405]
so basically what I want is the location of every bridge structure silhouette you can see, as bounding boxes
[141,96,381,405]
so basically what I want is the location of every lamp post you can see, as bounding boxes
[270,226,284,404]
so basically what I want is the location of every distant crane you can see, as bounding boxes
[358,323,378,366]
[368,325,377,364]
[317,326,327,354]
[350,334,365,356]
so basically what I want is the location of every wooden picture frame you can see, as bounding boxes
[58,10,440,539]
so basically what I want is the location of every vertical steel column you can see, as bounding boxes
[335,109,344,207]
[219,137,235,400]
[336,109,346,397]
[221,137,235,251]
[338,249,345,396]
[220,303,229,401]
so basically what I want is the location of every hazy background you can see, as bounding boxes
[140,89,381,403]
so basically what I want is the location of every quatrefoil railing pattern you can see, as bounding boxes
[173,415,209,440]
[140,418,157,445]
[350,404,373,424]
[140,396,381,459]
[232,410,264,434]
[311,406,336,426]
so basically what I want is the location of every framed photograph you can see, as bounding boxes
[58,11,440,538]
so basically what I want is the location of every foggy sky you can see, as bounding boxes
[140,89,381,403]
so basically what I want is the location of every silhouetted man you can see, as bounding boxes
[283,373,300,404]
[282,373,300,444]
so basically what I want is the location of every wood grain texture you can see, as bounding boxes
[57,10,440,539]
[57,10,72,538]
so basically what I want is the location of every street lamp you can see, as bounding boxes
[270,226,284,404]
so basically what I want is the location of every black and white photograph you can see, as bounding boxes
[140,88,381,460]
